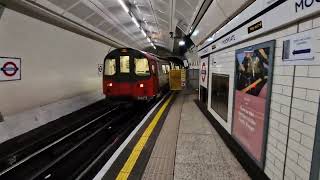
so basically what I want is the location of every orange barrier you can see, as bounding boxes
[169,69,186,90]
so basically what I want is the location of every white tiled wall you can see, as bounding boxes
[208,46,236,133]
[206,15,320,180]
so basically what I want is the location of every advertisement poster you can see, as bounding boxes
[232,41,275,167]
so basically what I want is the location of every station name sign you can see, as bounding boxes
[198,0,320,56]
[295,0,320,12]
[222,35,236,44]
[248,21,263,34]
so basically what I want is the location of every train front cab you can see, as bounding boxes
[103,49,158,100]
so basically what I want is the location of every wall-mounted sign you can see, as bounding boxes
[199,57,208,88]
[198,0,320,56]
[98,64,103,76]
[198,46,212,57]
[0,57,21,81]
[232,41,275,168]
[295,0,320,13]
[248,21,263,34]
[222,34,236,44]
[282,30,316,65]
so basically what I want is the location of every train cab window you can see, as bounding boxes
[134,58,150,76]
[104,59,116,75]
[120,56,130,73]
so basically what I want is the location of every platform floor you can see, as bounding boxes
[142,92,250,180]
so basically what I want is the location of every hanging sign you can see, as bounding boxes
[0,57,21,81]
[282,30,316,65]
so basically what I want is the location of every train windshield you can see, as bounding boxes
[134,58,150,76]
[104,59,116,75]
[120,56,130,73]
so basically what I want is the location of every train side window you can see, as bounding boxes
[151,64,156,74]
[166,65,170,73]
[162,65,167,74]
[120,56,130,73]
[134,58,150,76]
[104,59,116,75]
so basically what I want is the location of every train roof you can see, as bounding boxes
[106,48,182,65]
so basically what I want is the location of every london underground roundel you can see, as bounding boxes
[1,62,19,76]
[0,57,21,81]
[201,62,206,82]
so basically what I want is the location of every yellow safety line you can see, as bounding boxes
[116,94,174,180]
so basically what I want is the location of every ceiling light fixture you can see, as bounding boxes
[118,0,129,13]
[131,16,140,28]
[141,29,147,37]
[179,40,185,46]
[191,29,199,37]
[206,37,214,42]
[117,0,154,49]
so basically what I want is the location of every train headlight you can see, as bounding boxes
[107,83,113,87]
[139,83,144,88]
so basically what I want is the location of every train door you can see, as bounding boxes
[150,61,159,96]
[199,56,209,106]
[117,51,133,95]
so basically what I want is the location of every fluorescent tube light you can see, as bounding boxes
[179,40,185,46]
[118,0,129,13]
[131,16,140,28]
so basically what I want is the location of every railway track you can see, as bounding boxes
[0,99,157,180]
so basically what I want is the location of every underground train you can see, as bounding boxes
[103,48,172,100]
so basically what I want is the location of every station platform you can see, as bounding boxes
[96,91,250,180]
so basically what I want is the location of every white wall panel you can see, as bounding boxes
[0,8,111,116]
[203,16,320,180]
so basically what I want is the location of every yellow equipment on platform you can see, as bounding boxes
[169,69,186,90]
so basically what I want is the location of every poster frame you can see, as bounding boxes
[310,98,320,180]
[231,40,275,169]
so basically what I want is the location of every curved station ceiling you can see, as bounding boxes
[3,0,254,52]
[10,0,204,51]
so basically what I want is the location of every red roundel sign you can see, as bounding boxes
[201,62,206,82]
[0,57,21,81]
[1,62,19,77]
